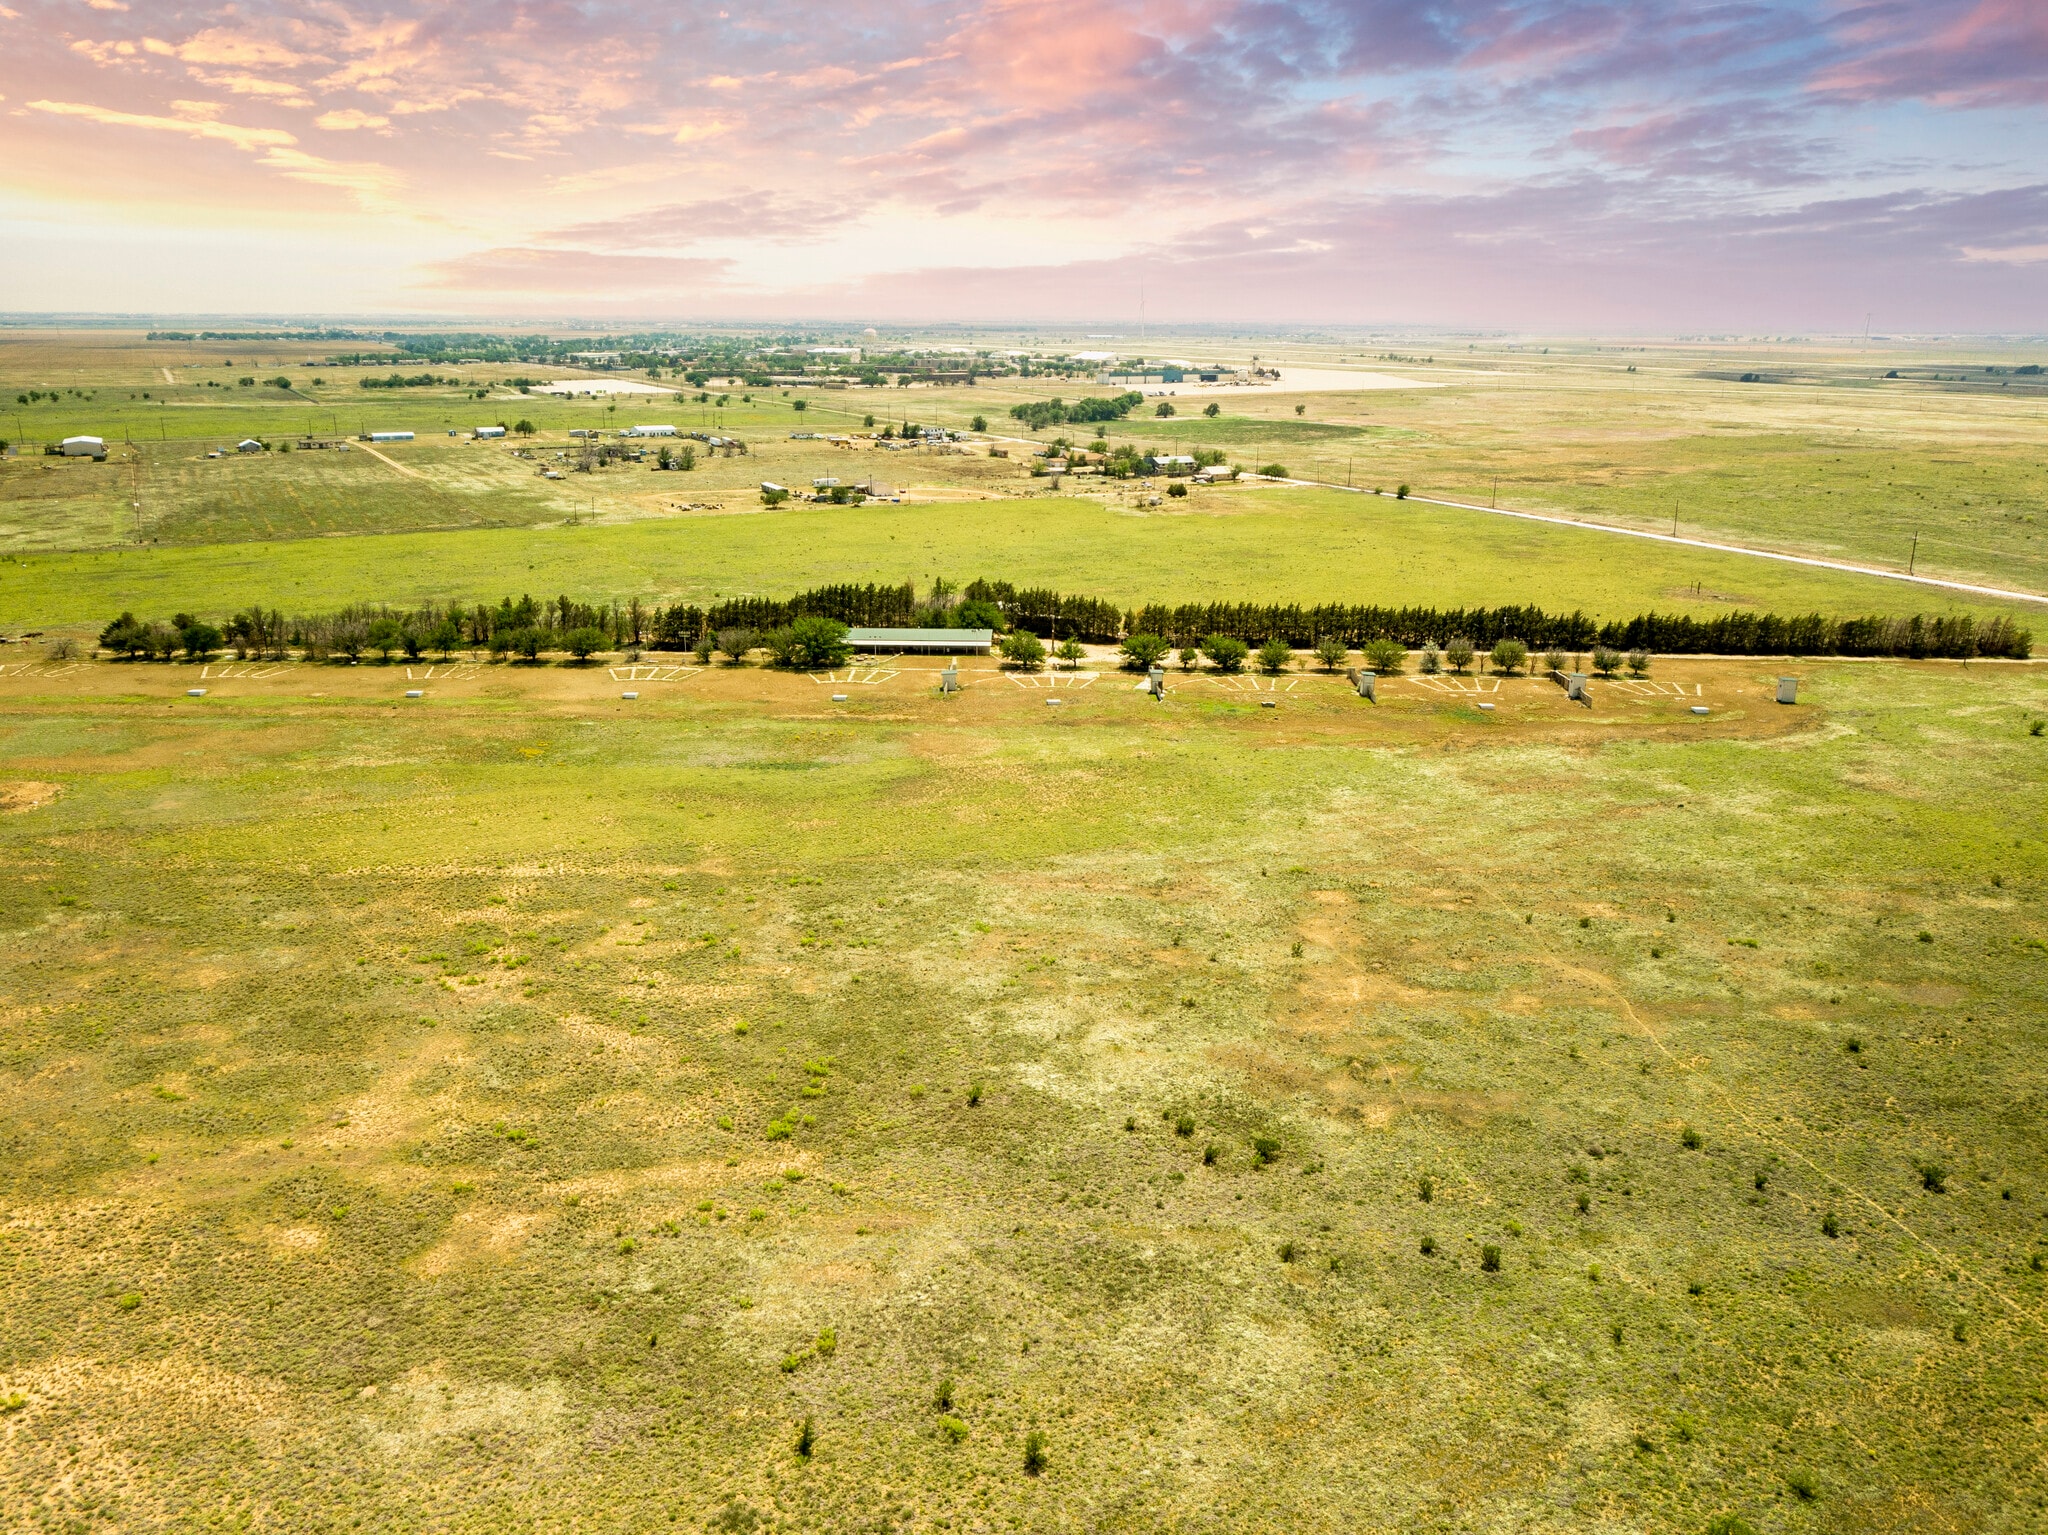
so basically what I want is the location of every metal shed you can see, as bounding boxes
[849,627,993,655]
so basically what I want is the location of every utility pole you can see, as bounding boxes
[1672,498,1679,537]
[1909,534,1918,575]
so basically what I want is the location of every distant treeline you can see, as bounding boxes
[95,581,2031,661]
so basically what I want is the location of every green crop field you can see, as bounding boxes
[3,655,2045,1532]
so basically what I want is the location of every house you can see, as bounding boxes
[236,439,264,453]
[59,436,106,459]
[848,627,992,655]
[475,426,507,439]
[621,424,677,437]
[813,477,840,489]
[1150,454,1196,471]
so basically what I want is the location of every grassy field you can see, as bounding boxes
[2,485,2037,635]
[2,653,2045,1531]
[4,331,2047,609]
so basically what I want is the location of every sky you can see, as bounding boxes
[1,0,2045,330]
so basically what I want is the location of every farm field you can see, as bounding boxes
[2,652,2045,1532]
[4,483,2039,637]
[3,331,2047,615]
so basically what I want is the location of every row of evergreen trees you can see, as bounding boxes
[95,579,2032,661]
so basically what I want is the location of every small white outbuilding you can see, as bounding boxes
[60,436,106,459]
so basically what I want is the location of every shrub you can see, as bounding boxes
[1155,401,1175,417]
[1419,1236,1437,1255]
[564,626,607,660]
[1362,638,1405,673]
[796,1416,816,1458]
[1627,649,1650,675]
[1055,637,1087,668]
[1592,646,1623,676]
[1489,638,1528,674]
[1120,632,1170,669]
[1821,1212,1839,1237]
[1177,643,1202,671]
[1166,480,1187,497]
[1919,1161,1948,1192]
[1000,630,1046,669]
[938,1414,969,1443]
[1257,463,1289,479]
[1313,635,1348,671]
[1251,1135,1280,1167]
[1681,1125,1702,1150]
[1022,1430,1047,1475]
[117,1292,142,1311]
[1278,1240,1297,1262]
[1202,1143,1220,1166]
[1576,1191,1591,1214]
[1201,634,1249,672]
[1256,637,1292,673]
[1480,1244,1501,1272]
[781,615,851,668]
[1786,1470,1817,1501]
[966,1082,984,1106]
[1174,1112,1195,1137]
[933,1378,955,1411]
[1542,649,1568,674]
[1418,643,1440,674]
[970,414,987,431]
[717,628,757,664]
[693,632,716,665]
[1418,1175,1434,1202]
[1395,483,1409,498]
[1706,1519,1758,1535]
[1203,402,1220,417]
[1445,636,1476,673]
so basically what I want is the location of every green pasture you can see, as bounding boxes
[2,658,2044,1530]
[2,485,2036,632]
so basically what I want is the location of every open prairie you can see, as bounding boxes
[2,651,2045,1532]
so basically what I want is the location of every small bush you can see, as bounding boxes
[1175,1112,1195,1137]
[1278,1240,1297,1262]
[1542,648,1568,674]
[966,1082,983,1106]
[1417,1175,1434,1203]
[1687,1278,1705,1296]
[1627,649,1650,675]
[1396,483,1410,498]
[1681,1125,1702,1149]
[1419,1236,1437,1255]
[1821,1212,1839,1238]
[1166,480,1187,497]
[795,1416,816,1458]
[1786,1470,1817,1501]
[938,1415,969,1443]
[1705,1518,1758,1535]
[1480,1244,1501,1272]
[1201,634,1250,672]
[1314,635,1348,671]
[1251,1135,1281,1167]
[1919,1161,1948,1193]
[933,1378,954,1411]
[117,1292,142,1311]
[1257,463,1289,479]
[1576,1191,1591,1214]
[1418,643,1440,674]
[1022,1430,1047,1476]
[1362,637,1405,673]
[1202,1143,1220,1166]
